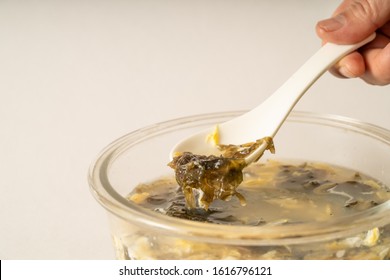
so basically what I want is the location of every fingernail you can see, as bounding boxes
[318,15,345,32]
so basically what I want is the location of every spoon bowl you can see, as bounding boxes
[170,33,376,164]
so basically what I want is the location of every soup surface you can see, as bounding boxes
[129,160,390,226]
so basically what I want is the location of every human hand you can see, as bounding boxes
[316,0,390,85]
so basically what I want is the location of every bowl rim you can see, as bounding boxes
[88,111,390,245]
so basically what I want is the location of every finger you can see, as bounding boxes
[331,0,358,16]
[316,0,390,44]
[327,32,390,82]
[361,43,390,85]
[329,51,366,78]
[361,32,390,49]
[378,22,390,36]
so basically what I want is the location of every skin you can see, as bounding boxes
[316,0,390,85]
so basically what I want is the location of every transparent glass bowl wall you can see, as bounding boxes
[89,111,390,259]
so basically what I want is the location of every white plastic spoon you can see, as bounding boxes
[170,33,376,164]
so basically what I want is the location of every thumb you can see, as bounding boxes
[316,0,390,44]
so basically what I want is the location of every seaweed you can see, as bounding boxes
[168,137,274,210]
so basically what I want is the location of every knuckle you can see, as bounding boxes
[350,0,381,28]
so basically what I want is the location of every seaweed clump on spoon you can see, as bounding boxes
[168,137,275,210]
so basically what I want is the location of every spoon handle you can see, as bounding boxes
[219,33,376,146]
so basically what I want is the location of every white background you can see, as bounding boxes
[0,0,389,259]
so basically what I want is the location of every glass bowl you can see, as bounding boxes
[88,111,390,259]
